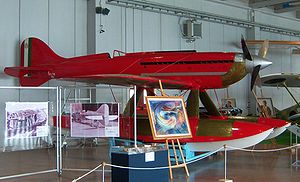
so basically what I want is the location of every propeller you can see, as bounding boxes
[241,35,252,61]
[251,65,261,91]
[258,40,269,58]
[241,36,270,91]
[241,38,272,117]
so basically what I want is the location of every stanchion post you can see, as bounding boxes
[290,132,293,166]
[56,87,59,174]
[134,85,137,148]
[59,86,62,175]
[296,135,299,166]
[224,144,227,181]
[219,145,233,182]
[102,162,105,182]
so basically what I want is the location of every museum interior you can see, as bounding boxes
[0,0,300,181]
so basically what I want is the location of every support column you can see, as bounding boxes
[87,0,97,54]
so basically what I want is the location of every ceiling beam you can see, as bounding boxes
[275,4,300,13]
[246,40,300,45]
[249,0,291,8]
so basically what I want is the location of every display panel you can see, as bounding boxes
[70,103,119,137]
[221,98,236,109]
[145,96,192,140]
[5,102,49,139]
[257,98,274,118]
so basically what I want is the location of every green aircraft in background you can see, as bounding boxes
[261,73,300,124]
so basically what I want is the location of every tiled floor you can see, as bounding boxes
[0,143,299,182]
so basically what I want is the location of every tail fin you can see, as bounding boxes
[21,37,63,67]
[4,37,63,86]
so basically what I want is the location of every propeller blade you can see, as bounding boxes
[241,35,253,61]
[251,65,261,91]
[258,40,269,58]
[255,73,262,88]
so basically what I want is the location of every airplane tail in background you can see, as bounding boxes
[4,37,64,86]
[20,37,63,67]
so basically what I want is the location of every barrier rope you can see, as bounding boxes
[186,147,223,165]
[71,147,222,181]
[227,144,300,152]
[71,144,299,181]
[72,163,103,182]
[106,163,169,170]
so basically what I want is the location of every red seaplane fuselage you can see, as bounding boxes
[4,37,289,151]
[120,88,288,151]
[5,37,253,88]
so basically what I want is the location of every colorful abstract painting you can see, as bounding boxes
[146,96,192,140]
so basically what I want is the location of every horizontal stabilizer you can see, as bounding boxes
[4,67,51,86]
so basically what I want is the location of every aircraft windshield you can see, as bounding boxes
[113,50,126,57]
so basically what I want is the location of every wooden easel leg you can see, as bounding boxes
[171,140,179,165]
[177,139,189,177]
[166,140,173,179]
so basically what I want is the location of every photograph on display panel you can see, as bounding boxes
[5,102,49,139]
[257,98,274,118]
[145,96,192,140]
[221,98,236,109]
[70,103,119,137]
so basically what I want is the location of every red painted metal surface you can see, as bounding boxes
[257,117,289,128]
[119,116,273,143]
[5,37,238,89]
[3,37,283,149]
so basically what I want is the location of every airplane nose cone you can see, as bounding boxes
[255,58,272,70]
[245,56,272,73]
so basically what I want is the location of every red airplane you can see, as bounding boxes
[5,37,271,89]
[4,37,288,151]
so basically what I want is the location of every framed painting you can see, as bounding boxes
[221,98,236,109]
[145,96,192,140]
[256,98,274,118]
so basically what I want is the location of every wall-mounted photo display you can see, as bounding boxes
[5,102,49,139]
[256,98,274,118]
[145,96,192,140]
[70,103,119,137]
[221,98,236,109]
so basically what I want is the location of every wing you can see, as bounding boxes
[261,73,300,87]
[288,113,300,121]
[63,74,194,89]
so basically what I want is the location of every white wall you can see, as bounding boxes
[92,0,300,113]
[1,0,300,117]
[94,1,248,111]
[0,0,87,98]
[0,0,87,150]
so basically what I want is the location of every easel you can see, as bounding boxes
[158,80,189,179]
[165,138,189,179]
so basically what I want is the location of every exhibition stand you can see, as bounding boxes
[58,85,131,174]
[111,146,169,182]
[0,86,60,180]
